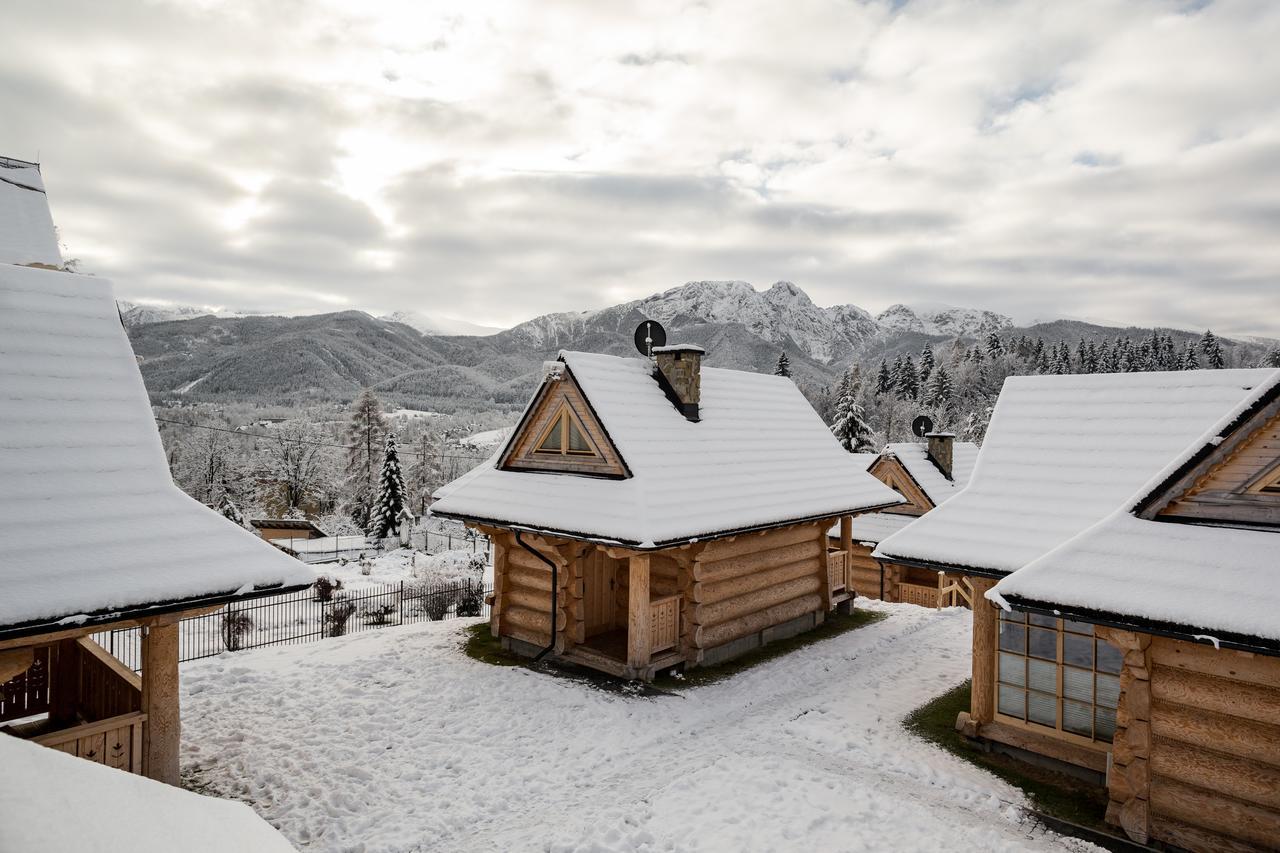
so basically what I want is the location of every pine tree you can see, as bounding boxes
[773,351,792,378]
[923,363,953,407]
[830,368,873,453]
[896,356,920,400]
[1182,342,1200,370]
[344,389,388,530]
[985,332,1004,359]
[367,432,409,539]
[1264,347,1280,368]
[875,360,892,395]
[1200,330,1225,369]
[217,492,245,527]
[919,343,935,384]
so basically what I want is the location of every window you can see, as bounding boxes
[534,406,597,457]
[997,610,1121,742]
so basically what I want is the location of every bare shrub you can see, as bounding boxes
[314,576,343,602]
[221,608,254,652]
[323,597,357,637]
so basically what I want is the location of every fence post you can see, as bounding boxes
[399,581,405,627]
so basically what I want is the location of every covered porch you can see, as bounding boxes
[0,619,182,784]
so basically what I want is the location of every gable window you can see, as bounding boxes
[534,406,597,457]
[996,611,1122,743]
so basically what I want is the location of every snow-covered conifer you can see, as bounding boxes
[1200,330,1225,369]
[367,432,408,539]
[919,343,935,383]
[344,389,387,529]
[1182,342,1200,371]
[875,361,892,395]
[923,363,953,407]
[773,352,792,378]
[217,492,246,527]
[985,333,1004,359]
[830,368,873,453]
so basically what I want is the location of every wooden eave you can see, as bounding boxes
[868,455,935,514]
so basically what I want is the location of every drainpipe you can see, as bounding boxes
[877,560,885,601]
[515,531,558,662]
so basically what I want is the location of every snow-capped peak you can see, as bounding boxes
[875,303,1012,338]
[379,310,503,337]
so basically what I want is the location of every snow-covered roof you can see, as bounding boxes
[993,369,1280,646]
[0,735,297,853]
[880,440,979,506]
[432,350,903,546]
[875,369,1278,575]
[0,160,62,267]
[0,264,315,631]
[827,511,918,545]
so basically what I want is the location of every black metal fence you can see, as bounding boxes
[95,578,491,671]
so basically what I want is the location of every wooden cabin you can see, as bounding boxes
[0,264,314,785]
[876,368,1280,853]
[431,345,903,679]
[830,435,979,607]
[251,517,329,543]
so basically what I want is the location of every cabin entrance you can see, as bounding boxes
[581,549,621,641]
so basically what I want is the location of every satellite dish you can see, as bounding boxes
[633,319,667,357]
[911,415,934,438]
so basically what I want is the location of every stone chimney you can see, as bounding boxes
[653,344,704,421]
[926,432,955,480]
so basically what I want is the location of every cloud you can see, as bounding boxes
[1,0,1278,336]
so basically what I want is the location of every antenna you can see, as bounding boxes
[633,319,667,357]
[911,415,934,438]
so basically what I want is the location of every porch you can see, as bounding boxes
[0,620,181,783]
[563,586,684,680]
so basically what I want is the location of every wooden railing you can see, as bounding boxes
[827,549,850,595]
[649,596,680,654]
[897,582,942,608]
[73,637,142,722]
[1,645,51,723]
[898,574,975,609]
[33,711,146,774]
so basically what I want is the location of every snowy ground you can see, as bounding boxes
[314,548,491,590]
[181,602,1098,853]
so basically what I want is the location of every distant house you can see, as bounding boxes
[875,369,1280,853]
[0,264,315,785]
[251,517,329,543]
[432,345,902,680]
[0,155,62,269]
[830,435,979,607]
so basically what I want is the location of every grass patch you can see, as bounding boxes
[653,606,887,690]
[461,622,523,667]
[905,682,1124,844]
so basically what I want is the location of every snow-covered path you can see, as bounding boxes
[181,603,1098,853]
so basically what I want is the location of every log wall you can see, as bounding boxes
[1102,632,1280,852]
[846,543,884,600]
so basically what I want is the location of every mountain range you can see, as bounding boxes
[122,280,1274,413]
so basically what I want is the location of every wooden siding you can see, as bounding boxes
[847,544,885,600]
[1154,404,1280,528]
[868,456,933,515]
[500,371,627,477]
[1101,632,1280,852]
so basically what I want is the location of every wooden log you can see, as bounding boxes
[1153,665,1280,727]
[1151,816,1277,853]
[628,554,651,670]
[1122,666,1152,720]
[695,557,819,606]
[969,577,998,725]
[840,516,853,555]
[694,539,822,585]
[1150,776,1280,850]
[1117,796,1150,845]
[490,543,507,635]
[503,605,552,636]
[696,575,823,627]
[506,564,554,593]
[1151,638,1280,688]
[700,593,821,649]
[975,719,1110,773]
[1151,700,1280,768]
[504,625,551,648]
[695,523,818,564]
[0,647,34,683]
[503,586,551,614]
[1152,738,1280,811]
[507,548,561,573]
[141,621,180,785]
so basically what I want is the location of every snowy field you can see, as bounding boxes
[315,547,491,589]
[180,602,1098,853]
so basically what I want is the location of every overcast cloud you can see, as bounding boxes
[4,0,1279,335]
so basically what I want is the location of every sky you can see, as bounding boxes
[3,0,1279,336]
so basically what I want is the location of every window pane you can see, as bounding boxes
[1028,613,1057,628]
[1096,673,1121,709]
[999,652,1026,687]
[1096,641,1123,675]
[537,417,563,452]
[1028,691,1056,727]
[1063,619,1094,635]
[566,418,592,453]
[1000,610,1026,624]
[1064,632,1094,668]
[1095,707,1117,742]
[999,623,1026,654]
[1028,659,1057,693]
[998,685,1025,719]
[1063,666,1094,701]
[1029,627,1058,661]
[1062,700,1093,736]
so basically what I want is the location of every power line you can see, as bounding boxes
[152,416,495,462]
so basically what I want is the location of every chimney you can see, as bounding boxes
[926,432,955,480]
[653,344,703,421]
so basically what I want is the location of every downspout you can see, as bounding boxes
[877,560,885,601]
[515,531,558,661]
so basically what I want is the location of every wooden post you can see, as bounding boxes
[141,620,181,785]
[51,638,78,725]
[840,516,853,555]
[969,576,998,726]
[627,554,651,673]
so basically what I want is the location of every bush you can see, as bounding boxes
[314,576,343,602]
[323,597,357,637]
[361,602,397,625]
[456,579,484,618]
[425,587,461,621]
[221,608,254,652]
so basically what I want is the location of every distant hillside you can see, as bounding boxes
[126,280,1277,411]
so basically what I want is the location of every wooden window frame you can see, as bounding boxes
[1244,457,1280,495]
[993,611,1120,747]
[533,405,600,458]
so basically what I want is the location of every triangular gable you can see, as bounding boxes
[1146,395,1280,528]
[869,456,933,515]
[499,367,628,478]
